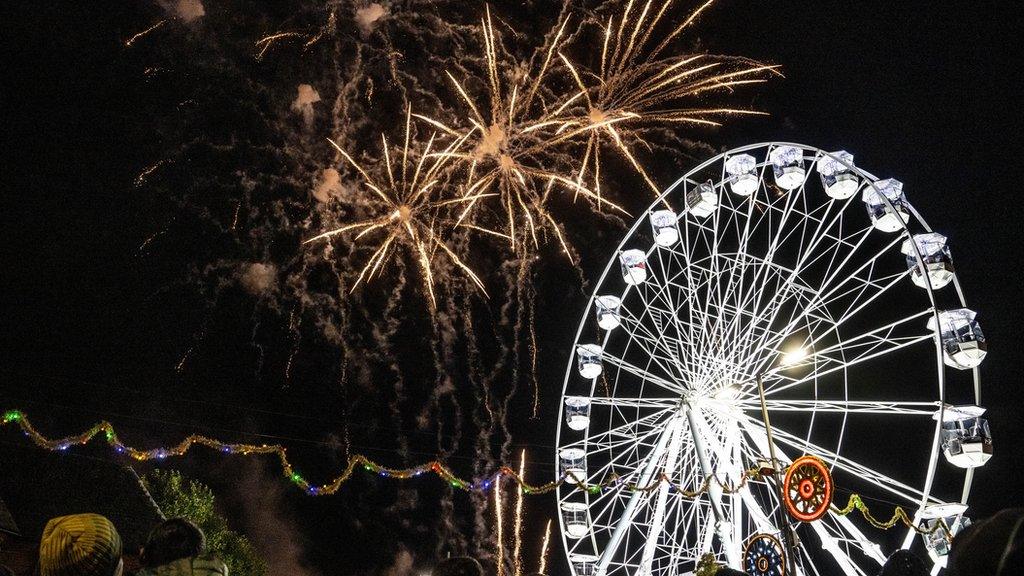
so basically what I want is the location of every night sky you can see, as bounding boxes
[2,1,1022,575]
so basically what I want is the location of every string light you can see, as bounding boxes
[830,494,952,536]
[0,409,956,535]
[0,409,751,498]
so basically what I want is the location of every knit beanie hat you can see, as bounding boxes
[39,513,123,576]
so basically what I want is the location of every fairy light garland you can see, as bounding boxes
[0,409,755,498]
[830,494,951,536]
[0,408,956,536]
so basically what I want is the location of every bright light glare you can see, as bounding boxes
[781,347,809,366]
[714,386,739,401]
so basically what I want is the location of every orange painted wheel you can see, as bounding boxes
[783,455,833,522]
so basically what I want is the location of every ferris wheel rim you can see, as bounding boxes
[554,142,982,576]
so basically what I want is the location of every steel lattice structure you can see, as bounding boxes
[555,143,989,576]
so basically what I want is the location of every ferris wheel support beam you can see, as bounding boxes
[684,401,740,568]
[638,413,686,575]
[595,411,683,576]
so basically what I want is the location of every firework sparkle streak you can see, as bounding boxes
[513,449,525,576]
[538,519,552,575]
[495,472,505,576]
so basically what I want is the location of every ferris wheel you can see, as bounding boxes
[555,143,992,576]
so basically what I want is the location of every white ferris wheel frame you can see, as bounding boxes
[554,142,983,576]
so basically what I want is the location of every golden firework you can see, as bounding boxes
[561,0,780,196]
[304,108,491,308]
[415,7,629,259]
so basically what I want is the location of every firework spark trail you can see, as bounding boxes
[513,449,526,576]
[337,358,352,463]
[134,160,167,187]
[538,519,552,575]
[469,329,496,559]
[125,18,171,48]
[429,285,468,554]
[377,257,411,460]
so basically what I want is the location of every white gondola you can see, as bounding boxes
[862,178,911,232]
[559,447,587,481]
[920,502,970,566]
[725,153,759,196]
[576,344,603,379]
[927,309,987,369]
[901,232,955,289]
[594,295,622,330]
[561,502,590,538]
[564,396,592,431]
[649,210,679,246]
[816,150,860,199]
[934,405,992,468]
[569,554,599,576]
[684,181,718,218]
[620,249,648,285]
[769,145,806,190]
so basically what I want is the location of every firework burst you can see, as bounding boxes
[561,0,780,196]
[304,107,491,308]
[415,7,629,259]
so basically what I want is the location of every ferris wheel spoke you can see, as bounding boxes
[820,510,888,564]
[564,408,677,454]
[639,410,688,575]
[759,305,930,376]
[600,350,685,394]
[620,290,694,382]
[653,241,706,375]
[594,413,688,576]
[752,418,934,505]
[744,233,907,370]
[739,399,939,416]
[733,222,889,368]
[759,329,933,398]
[587,397,680,409]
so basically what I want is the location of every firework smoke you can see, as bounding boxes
[129,0,774,567]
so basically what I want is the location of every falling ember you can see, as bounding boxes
[513,449,526,576]
[538,519,552,575]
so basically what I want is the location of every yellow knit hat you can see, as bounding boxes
[39,514,123,576]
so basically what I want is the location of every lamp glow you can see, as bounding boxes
[781,347,809,366]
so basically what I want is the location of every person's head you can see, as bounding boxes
[432,556,483,576]
[38,513,123,576]
[947,508,1024,576]
[877,549,928,576]
[140,518,206,568]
